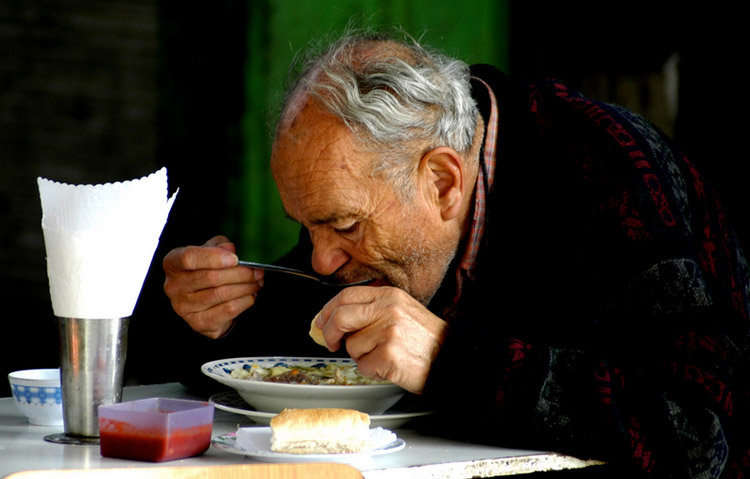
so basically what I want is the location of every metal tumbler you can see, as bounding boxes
[45,317,129,445]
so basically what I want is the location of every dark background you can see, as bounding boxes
[1,2,746,397]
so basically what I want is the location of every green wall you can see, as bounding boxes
[237,0,509,262]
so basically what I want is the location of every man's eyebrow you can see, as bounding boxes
[284,210,355,226]
[309,213,354,226]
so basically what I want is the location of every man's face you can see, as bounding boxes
[271,100,458,305]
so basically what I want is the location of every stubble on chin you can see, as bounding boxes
[395,233,458,306]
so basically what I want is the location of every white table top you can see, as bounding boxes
[0,383,602,478]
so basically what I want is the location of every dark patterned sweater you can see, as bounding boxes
[424,65,750,478]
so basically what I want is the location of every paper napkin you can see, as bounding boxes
[38,167,178,319]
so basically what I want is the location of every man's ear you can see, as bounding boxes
[419,147,464,221]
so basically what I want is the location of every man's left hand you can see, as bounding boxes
[315,286,447,394]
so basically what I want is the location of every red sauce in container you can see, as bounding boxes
[98,398,214,462]
[100,419,212,462]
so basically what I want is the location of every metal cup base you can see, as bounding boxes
[58,317,129,439]
[43,432,100,446]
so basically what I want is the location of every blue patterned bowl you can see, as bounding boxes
[8,368,63,426]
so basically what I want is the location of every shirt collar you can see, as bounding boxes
[447,76,499,313]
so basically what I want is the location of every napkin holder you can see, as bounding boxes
[37,168,177,446]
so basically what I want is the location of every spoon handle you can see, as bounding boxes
[237,260,321,282]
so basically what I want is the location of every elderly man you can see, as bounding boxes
[163,32,750,477]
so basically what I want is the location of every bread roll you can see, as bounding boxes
[309,312,326,347]
[270,408,370,454]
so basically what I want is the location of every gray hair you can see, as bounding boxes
[277,31,478,197]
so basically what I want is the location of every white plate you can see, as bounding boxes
[201,357,404,414]
[212,428,405,465]
[210,391,433,429]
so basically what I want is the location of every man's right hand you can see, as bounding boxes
[163,235,264,339]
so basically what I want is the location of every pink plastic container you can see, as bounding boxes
[98,398,214,462]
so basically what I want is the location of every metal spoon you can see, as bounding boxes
[238,260,370,287]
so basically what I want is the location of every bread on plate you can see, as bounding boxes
[270,408,370,454]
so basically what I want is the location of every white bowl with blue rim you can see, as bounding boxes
[8,368,63,426]
[201,357,404,414]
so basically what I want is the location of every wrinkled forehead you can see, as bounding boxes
[271,98,376,204]
[272,97,370,170]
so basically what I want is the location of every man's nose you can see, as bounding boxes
[310,230,350,277]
